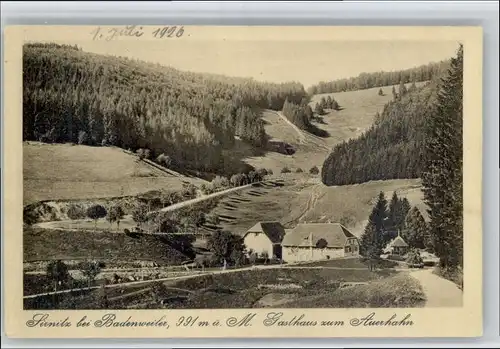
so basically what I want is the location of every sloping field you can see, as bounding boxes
[204,175,424,236]
[23,142,207,205]
[309,82,428,145]
[242,110,330,175]
[286,178,425,236]
[204,176,304,235]
[23,226,189,265]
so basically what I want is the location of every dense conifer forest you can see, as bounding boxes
[23,43,307,175]
[307,60,449,95]
[321,79,438,186]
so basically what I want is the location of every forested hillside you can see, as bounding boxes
[23,43,307,175]
[321,79,439,186]
[308,60,449,95]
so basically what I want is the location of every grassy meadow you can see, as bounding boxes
[23,142,207,205]
[23,227,189,265]
[25,260,400,310]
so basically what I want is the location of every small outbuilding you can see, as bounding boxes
[243,222,286,259]
[383,234,409,256]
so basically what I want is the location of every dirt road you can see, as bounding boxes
[275,111,307,144]
[24,262,408,299]
[409,269,463,307]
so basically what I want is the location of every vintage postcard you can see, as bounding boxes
[3,25,482,338]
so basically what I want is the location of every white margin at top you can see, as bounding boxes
[1,1,499,348]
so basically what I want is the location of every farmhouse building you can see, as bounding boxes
[383,234,409,256]
[281,223,359,263]
[243,222,286,259]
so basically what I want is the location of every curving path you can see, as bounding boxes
[275,111,307,144]
[409,269,463,307]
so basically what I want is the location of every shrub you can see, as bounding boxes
[136,148,145,160]
[77,131,88,145]
[281,166,291,174]
[131,203,149,225]
[295,168,303,173]
[405,250,424,265]
[256,168,268,178]
[86,204,107,231]
[248,170,263,183]
[230,173,248,187]
[181,184,197,199]
[211,176,230,191]
[107,205,125,230]
[267,169,274,175]
[79,260,102,288]
[309,166,319,175]
[156,153,166,164]
[151,281,168,303]
[67,204,85,220]
[200,183,210,195]
[46,260,70,291]
[207,230,245,265]
[331,100,340,110]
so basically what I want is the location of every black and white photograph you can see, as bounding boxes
[18,29,468,312]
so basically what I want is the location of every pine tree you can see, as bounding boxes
[331,99,340,111]
[359,191,388,256]
[319,97,327,109]
[326,96,333,109]
[400,198,411,218]
[305,105,313,121]
[399,80,408,99]
[421,44,463,270]
[388,192,412,239]
[314,102,324,116]
[404,207,427,249]
[388,191,401,238]
[392,85,398,100]
[409,80,417,93]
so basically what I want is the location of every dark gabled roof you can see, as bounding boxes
[282,223,357,248]
[244,222,286,244]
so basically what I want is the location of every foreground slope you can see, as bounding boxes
[23,142,207,205]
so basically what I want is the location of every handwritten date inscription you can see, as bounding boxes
[91,25,185,41]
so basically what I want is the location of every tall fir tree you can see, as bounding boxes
[388,192,401,239]
[392,85,397,100]
[399,80,408,99]
[403,207,427,249]
[326,96,333,109]
[388,192,412,240]
[421,44,463,270]
[359,191,388,256]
